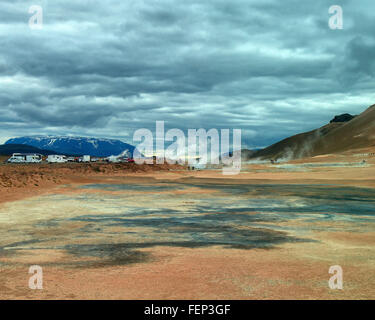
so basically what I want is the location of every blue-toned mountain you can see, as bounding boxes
[5,136,135,157]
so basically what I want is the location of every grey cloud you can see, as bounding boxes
[0,0,374,148]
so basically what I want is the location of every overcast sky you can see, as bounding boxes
[0,0,374,148]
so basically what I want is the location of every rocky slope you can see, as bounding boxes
[251,105,375,160]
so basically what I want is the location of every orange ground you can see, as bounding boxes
[0,153,374,299]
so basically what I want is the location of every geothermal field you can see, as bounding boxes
[1,150,374,299]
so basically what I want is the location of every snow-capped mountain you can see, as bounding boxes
[5,136,135,157]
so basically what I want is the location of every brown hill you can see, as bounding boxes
[251,104,375,161]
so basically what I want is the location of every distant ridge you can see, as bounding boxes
[5,136,135,157]
[0,144,57,156]
[251,104,375,161]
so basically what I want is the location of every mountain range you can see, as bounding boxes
[3,104,375,161]
[4,136,135,157]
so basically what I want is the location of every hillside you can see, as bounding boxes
[5,136,135,157]
[0,144,57,156]
[251,105,375,160]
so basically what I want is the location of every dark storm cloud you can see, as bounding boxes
[0,0,374,147]
[345,37,375,75]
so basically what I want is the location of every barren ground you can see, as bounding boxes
[0,152,374,299]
